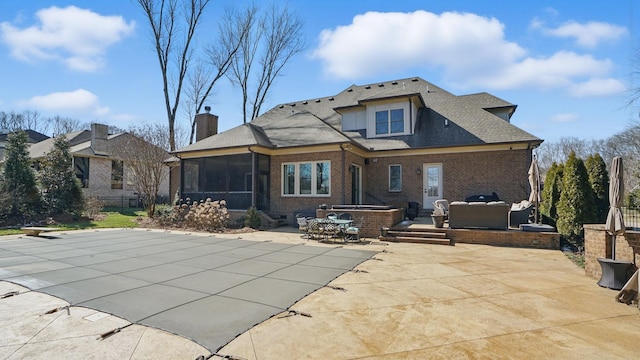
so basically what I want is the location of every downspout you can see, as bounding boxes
[340,143,347,205]
[248,146,256,208]
[409,98,413,131]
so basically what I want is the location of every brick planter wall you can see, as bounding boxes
[584,224,640,279]
[446,229,559,249]
[316,208,404,238]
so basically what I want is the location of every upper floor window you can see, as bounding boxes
[283,161,330,196]
[376,109,404,135]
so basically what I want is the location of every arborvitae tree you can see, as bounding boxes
[39,136,84,216]
[540,162,563,226]
[0,131,41,219]
[557,152,596,249]
[585,153,609,223]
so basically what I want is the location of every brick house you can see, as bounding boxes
[173,77,542,223]
[28,123,170,207]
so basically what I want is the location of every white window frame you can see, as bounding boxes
[282,160,331,197]
[366,101,412,138]
[389,164,402,192]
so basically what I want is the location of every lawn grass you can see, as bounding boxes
[0,207,147,236]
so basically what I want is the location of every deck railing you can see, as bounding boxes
[621,207,640,230]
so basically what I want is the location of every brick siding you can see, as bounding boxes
[81,157,170,207]
[268,148,532,226]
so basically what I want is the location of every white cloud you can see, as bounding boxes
[22,89,110,117]
[311,10,624,98]
[568,78,627,98]
[544,21,627,48]
[0,6,135,72]
[312,11,525,80]
[472,51,612,90]
[551,113,580,123]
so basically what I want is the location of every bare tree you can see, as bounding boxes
[21,110,45,133]
[50,116,84,136]
[136,0,210,151]
[184,5,252,144]
[228,3,305,123]
[0,110,47,134]
[110,123,172,217]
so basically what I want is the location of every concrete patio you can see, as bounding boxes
[1,227,639,359]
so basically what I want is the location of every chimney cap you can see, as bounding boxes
[204,106,211,113]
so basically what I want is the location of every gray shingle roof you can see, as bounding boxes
[175,77,541,154]
[28,131,126,159]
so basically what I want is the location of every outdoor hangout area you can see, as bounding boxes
[307,199,560,250]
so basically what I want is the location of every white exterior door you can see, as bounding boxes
[423,163,443,209]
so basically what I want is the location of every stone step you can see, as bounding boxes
[387,230,447,238]
[383,236,451,245]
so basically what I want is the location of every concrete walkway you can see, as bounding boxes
[1,227,639,359]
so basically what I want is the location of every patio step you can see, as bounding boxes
[383,229,451,245]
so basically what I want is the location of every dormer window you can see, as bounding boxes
[339,96,420,137]
[367,101,413,138]
[375,109,404,135]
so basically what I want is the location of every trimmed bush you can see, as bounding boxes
[585,153,609,223]
[245,207,262,229]
[540,162,563,226]
[557,152,596,250]
[180,198,229,232]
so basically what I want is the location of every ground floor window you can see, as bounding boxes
[389,164,402,192]
[282,160,330,196]
[74,156,89,188]
[111,160,123,189]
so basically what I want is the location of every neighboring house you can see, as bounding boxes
[173,77,543,223]
[28,123,170,207]
[0,128,49,161]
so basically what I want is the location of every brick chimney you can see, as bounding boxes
[195,108,218,141]
[91,123,109,155]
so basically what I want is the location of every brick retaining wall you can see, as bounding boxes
[584,224,640,279]
[316,208,405,238]
[447,228,559,249]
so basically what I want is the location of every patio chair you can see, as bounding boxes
[509,200,534,228]
[338,212,352,220]
[306,219,322,241]
[433,199,449,220]
[344,216,364,242]
[296,214,309,238]
[321,221,341,242]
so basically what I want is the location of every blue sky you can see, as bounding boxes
[0,0,637,145]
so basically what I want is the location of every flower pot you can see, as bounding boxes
[380,227,389,237]
[431,215,445,228]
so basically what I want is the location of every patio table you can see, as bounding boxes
[311,218,353,242]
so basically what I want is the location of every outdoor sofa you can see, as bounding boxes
[448,201,509,230]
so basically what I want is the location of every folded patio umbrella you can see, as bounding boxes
[605,156,625,260]
[528,155,541,223]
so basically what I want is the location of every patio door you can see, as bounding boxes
[351,164,362,204]
[423,163,442,209]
